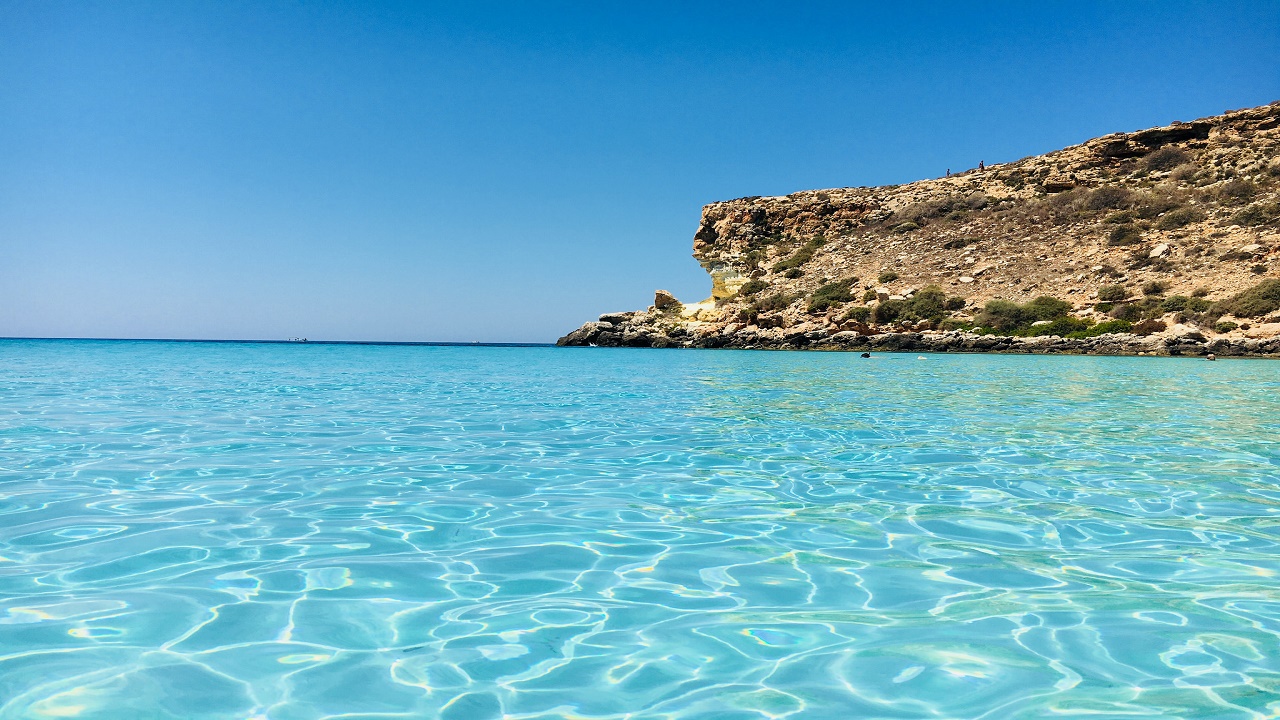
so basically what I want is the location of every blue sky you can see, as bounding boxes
[2,1,1278,342]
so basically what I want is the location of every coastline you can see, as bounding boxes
[558,102,1280,356]
[557,323,1280,357]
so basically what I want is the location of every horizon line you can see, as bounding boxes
[0,336,556,348]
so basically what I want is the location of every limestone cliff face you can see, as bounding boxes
[561,102,1280,354]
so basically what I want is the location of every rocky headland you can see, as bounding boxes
[560,102,1280,357]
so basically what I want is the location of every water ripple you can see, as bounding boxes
[1,340,1278,718]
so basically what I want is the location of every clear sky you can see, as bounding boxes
[3,1,1278,342]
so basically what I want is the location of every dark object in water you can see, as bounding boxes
[1206,353,1217,361]
[860,352,871,358]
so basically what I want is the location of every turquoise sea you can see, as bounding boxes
[1,339,1278,719]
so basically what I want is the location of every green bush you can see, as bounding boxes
[1105,210,1136,224]
[1069,320,1132,338]
[1097,284,1128,302]
[1109,303,1144,321]
[862,288,879,302]
[1159,295,1210,313]
[808,279,856,312]
[1192,287,1210,297]
[1142,280,1168,296]
[975,296,1072,332]
[905,286,947,320]
[937,318,975,331]
[1211,279,1280,318]
[1108,224,1143,246]
[944,297,966,311]
[867,285,958,325]
[750,293,794,315]
[772,236,826,273]
[1156,207,1203,230]
[1215,321,1238,333]
[877,270,899,284]
[843,306,871,322]
[1095,302,1115,313]
[783,268,803,278]
[872,299,907,324]
[892,222,920,233]
[739,279,769,297]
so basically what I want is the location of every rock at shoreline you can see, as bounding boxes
[654,290,681,310]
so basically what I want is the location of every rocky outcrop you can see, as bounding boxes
[558,316,1280,357]
[560,101,1280,356]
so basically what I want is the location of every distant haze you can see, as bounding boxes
[2,1,1277,342]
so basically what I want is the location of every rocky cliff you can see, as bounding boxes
[560,101,1280,356]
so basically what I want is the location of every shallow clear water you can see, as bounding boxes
[1,340,1279,719]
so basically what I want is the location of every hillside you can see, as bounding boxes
[560,102,1280,356]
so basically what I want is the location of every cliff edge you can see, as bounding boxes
[560,102,1280,356]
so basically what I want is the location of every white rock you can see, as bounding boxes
[959,276,975,283]
[1149,243,1170,259]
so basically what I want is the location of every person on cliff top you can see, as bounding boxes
[978,160,985,170]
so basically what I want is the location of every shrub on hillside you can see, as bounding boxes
[1084,186,1133,210]
[808,278,857,312]
[868,285,957,325]
[1156,207,1204,230]
[1097,284,1128,302]
[748,293,794,317]
[1229,202,1280,227]
[877,270,899,284]
[1132,319,1167,335]
[1142,280,1168,296]
[872,299,907,324]
[1108,224,1143,246]
[1217,179,1257,205]
[1159,295,1211,313]
[1109,303,1144,321]
[1142,147,1190,173]
[843,306,871,322]
[739,279,769,297]
[1211,279,1280,318]
[772,236,826,273]
[905,286,948,320]
[1133,190,1185,219]
[975,296,1072,332]
[1071,320,1133,337]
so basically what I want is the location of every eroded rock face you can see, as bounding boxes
[560,101,1280,356]
[654,290,681,310]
